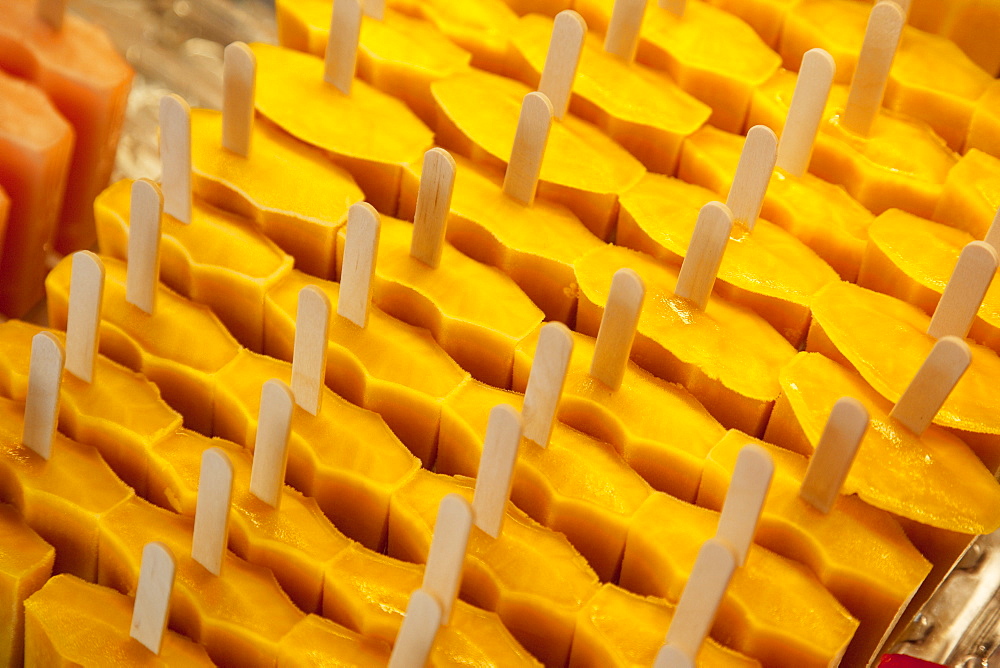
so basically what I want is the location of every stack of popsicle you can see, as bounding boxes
[2,0,999,665]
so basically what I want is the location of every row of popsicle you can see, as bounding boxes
[39,128,1000,668]
[1,253,819,668]
[0,0,132,318]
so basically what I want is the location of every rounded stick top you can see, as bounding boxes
[389,589,442,668]
[22,332,65,461]
[410,148,457,269]
[674,202,734,311]
[291,286,332,416]
[125,179,164,316]
[538,11,587,120]
[590,268,644,392]
[223,42,257,158]
[889,336,972,436]
[776,49,836,178]
[799,397,869,514]
[726,125,777,232]
[421,493,474,625]
[472,404,523,539]
[927,241,999,340]
[503,92,554,206]
[522,322,574,448]
[65,251,105,385]
[250,379,295,509]
[191,447,235,576]
[159,94,193,225]
[715,443,774,567]
[338,202,381,329]
[130,542,177,656]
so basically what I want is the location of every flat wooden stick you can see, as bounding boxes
[842,1,905,137]
[388,589,442,668]
[715,443,774,567]
[22,332,65,461]
[538,11,586,120]
[222,42,256,158]
[927,241,999,340]
[522,322,574,448]
[249,380,295,509]
[604,0,646,62]
[65,251,105,384]
[362,0,386,20]
[325,0,363,96]
[776,49,836,178]
[159,94,192,225]
[291,286,331,416]
[891,0,912,19]
[659,0,686,17]
[472,404,523,539]
[126,179,164,315]
[338,202,381,329]
[889,336,972,436]
[655,538,738,668]
[674,202,734,311]
[503,92,554,206]
[130,542,176,656]
[799,397,869,514]
[591,268,645,392]
[421,494,473,625]
[410,148,457,269]
[192,447,234,576]
[983,205,1000,251]
[726,125,777,232]
[36,0,67,30]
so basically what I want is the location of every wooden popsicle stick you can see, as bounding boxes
[982,205,1000,252]
[410,148,457,269]
[65,251,105,384]
[890,0,912,19]
[22,332,65,461]
[655,538,738,668]
[604,0,646,62]
[125,179,164,316]
[421,494,473,625]
[362,0,386,20]
[36,0,67,30]
[472,404,523,539]
[130,542,176,656]
[522,322,574,448]
[927,241,999,340]
[714,443,774,567]
[249,380,295,508]
[674,202,734,311]
[799,397,869,514]
[776,49,836,178]
[338,202,381,329]
[291,286,331,416]
[325,0,363,96]
[842,1,905,137]
[222,42,256,158]
[159,94,193,225]
[726,125,777,232]
[503,92,554,206]
[591,268,645,392]
[388,589,442,668]
[659,0,686,17]
[889,336,972,436]
[191,447,234,576]
[538,11,586,120]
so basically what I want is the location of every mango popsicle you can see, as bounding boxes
[0,68,73,318]
[966,79,1000,159]
[574,0,782,132]
[702,0,797,46]
[430,68,646,240]
[807,280,1000,470]
[396,148,604,324]
[512,323,726,501]
[933,148,1000,240]
[24,573,214,667]
[749,66,957,219]
[505,10,711,174]
[568,583,761,667]
[764,351,1000,535]
[334,208,544,389]
[275,0,472,124]
[859,209,1000,352]
[0,0,132,254]
[779,0,992,152]
[574,242,797,436]
[909,0,1000,76]
[698,430,931,666]
[0,503,53,667]
[95,177,295,354]
[251,40,432,214]
[279,614,391,667]
[620,490,857,668]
